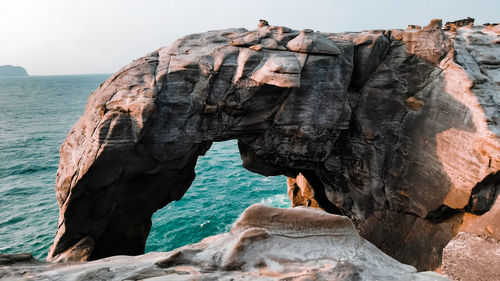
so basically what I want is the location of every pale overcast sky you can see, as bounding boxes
[1,0,498,75]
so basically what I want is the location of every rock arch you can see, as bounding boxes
[47,20,500,270]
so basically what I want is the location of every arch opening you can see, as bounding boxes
[145,140,289,253]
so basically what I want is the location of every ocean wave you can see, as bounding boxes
[0,164,55,177]
[0,216,26,228]
[259,194,291,208]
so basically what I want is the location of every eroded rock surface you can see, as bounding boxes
[442,231,500,281]
[48,19,500,271]
[2,205,449,280]
[287,173,320,208]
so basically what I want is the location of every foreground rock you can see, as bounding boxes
[48,19,500,270]
[1,205,448,280]
[441,231,500,281]
[0,253,35,265]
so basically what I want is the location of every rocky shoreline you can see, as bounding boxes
[1,18,499,280]
[2,204,450,280]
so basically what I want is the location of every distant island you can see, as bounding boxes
[0,65,29,76]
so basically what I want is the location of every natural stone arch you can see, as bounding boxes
[145,139,291,253]
[47,21,500,271]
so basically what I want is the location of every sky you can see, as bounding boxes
[1,0,498,75]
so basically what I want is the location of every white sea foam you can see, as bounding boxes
[259,194,291,208]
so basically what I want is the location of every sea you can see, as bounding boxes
[0,74,289,260]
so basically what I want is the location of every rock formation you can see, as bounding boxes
[2,205,449,280]
[47,19,500,272]
[287,173,320,208]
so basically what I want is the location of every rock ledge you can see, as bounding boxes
[1,205,448,281]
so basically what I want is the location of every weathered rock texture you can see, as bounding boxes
[48,19,500,271]
[442,231,500,281]
[0,253,35,266]
[2,205,449,280]
[287,173,320,208]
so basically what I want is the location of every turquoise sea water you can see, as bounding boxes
[0,75,289,259]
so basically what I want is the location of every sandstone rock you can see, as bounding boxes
[1,205,449,281]
[48,19,500,272]
[258,19,269,28]
[292,21,500,270]
[442,231,500,281]
[444,17,475,30]
[407,25,422,29]
[287,173,319,208]
[286,30,343,55]
[326,29,389,91]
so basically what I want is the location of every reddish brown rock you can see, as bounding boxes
[444,17,475,30]
[287,173,319,208]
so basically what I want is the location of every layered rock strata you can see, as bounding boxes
[2,205,449,280]
[48,19,500,271]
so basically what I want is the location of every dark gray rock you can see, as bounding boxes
[0,253,34,265]
[47,20,500,272]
